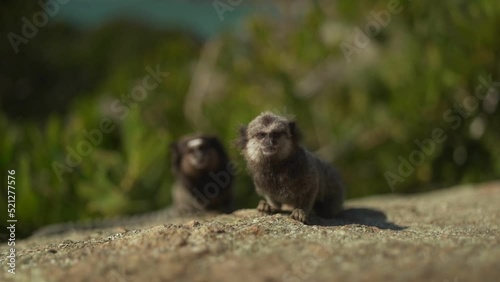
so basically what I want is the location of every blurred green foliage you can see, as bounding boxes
[1,0,499,238]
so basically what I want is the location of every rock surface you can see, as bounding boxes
[1,182,499,282]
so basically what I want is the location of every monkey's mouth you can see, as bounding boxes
[261,147,278,156]
[189,156,208,169]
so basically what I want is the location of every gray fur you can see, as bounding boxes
[238,112,345,223]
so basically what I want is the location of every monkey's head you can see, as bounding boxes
[238,112,301,162]
[171,135,227,177]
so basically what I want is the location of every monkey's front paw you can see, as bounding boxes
[257,200,275,214]
[290,209,307,223]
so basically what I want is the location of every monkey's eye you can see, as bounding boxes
[270,132,283,139]
[256,132,266,140]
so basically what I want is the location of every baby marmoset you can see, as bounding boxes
[237,112,345,223]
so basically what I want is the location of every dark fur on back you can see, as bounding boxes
[238,112,345,223]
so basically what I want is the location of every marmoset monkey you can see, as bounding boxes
[170,134,233,213]
[237,112,345,223]
[33,134,233,236]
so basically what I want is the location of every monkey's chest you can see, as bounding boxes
[254,173,307,202]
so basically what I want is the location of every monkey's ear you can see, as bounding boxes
[238,125,248,137]
[288,120,302,142]
[170,141,181,174]
[206,136,223,147]
[205,136,229,160]
[235,125,248,150]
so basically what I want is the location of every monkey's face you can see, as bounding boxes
[242,113,297,162]
[172,136,224,177]
[182,138,219,173]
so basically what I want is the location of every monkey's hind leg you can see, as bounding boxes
[289,192,317,223]
[290,208,307,223]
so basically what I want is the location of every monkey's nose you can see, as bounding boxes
[265,139,275,147]
[194,151,203,160]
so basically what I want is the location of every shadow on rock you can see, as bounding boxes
[309,208,406,230]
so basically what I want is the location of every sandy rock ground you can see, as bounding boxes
[1,182,499,282]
